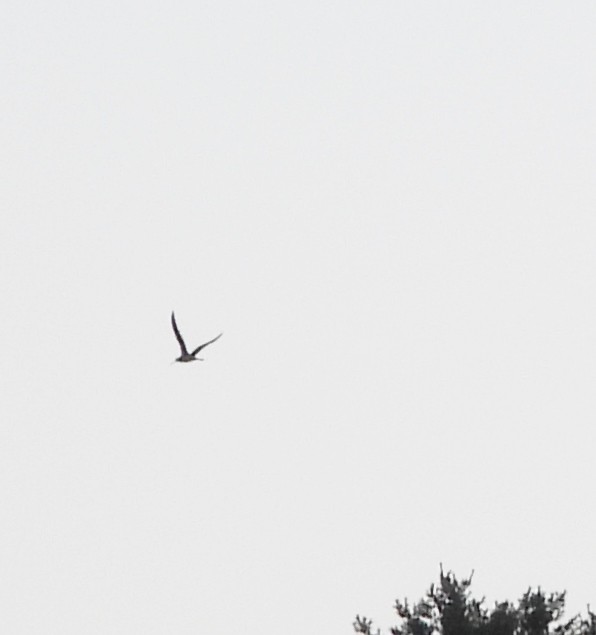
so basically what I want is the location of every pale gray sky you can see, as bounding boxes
[2,2,596,633]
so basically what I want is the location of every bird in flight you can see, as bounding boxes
[171,312,223,363]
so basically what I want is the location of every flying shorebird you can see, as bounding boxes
[171,312,223,363]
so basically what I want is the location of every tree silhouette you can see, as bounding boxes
[354,566,596,635]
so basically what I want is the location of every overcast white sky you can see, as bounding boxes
[2,2,596,633]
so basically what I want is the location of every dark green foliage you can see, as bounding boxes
[353,615,379,635]
[355,566,596,635]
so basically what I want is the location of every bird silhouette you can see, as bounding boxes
[171,312,222,362]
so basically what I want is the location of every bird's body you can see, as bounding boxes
[171,312,222,363]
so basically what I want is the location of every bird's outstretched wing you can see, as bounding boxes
[171,312,188,355]
[191,332,223,356]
